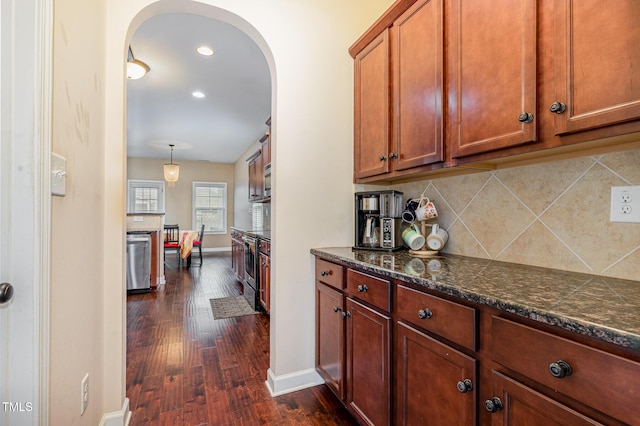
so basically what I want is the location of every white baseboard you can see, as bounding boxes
[99,397,131,426]
[265,368,325,397]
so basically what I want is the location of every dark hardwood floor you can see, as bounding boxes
[126,252,356,425]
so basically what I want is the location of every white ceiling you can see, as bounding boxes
[126,13,271,163]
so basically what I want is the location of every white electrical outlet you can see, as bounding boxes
[610,186,640,223]
[80,373,89,415]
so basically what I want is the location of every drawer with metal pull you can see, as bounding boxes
[491,316,640,425]
[396,284,477,351]
[346,268,391,312]
[315,258,344,290]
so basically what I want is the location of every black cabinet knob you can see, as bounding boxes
[550,101,567,114]
[379,155,387,161]
[418,308,433,319]
[333,306,341,313]
[0,282,14,304]
[485,397,504,413]
[456,379,473,393]
[518,112,534,123]
[341,311,351,319]
[357,284,368,292]
[389,152,398,159]
[549,360,572,378]
[320,270,330,277]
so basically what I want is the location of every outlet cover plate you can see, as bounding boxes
[610,186,640,223]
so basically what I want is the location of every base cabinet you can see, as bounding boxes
[396,321,477,425]
[316,282,346,400]
[486,371,603,426]
[345,298,391,426]
[314,254,639,426]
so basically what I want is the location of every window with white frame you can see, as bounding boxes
[127,180,165,213]
[193,182,227,234]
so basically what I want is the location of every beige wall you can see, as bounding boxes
[51,0,108,424]
[127,157,235,249]
[101,0,394,414]
[391,149,640,282]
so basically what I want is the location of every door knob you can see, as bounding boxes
[0,282,14,304]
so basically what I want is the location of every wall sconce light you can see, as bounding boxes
[164,144,180,186]
[127,46,150,80]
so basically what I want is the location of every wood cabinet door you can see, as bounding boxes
[552,0,640,135]
[487,371,603,425]
[345,298,391,426]
[392,0,444,170]
[448,0,537,158]
[259,252,270,313]
[396,321,477,425]
[354,30,391,179]
[316,282,345,400]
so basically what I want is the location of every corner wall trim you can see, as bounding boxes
[99,397,131,426]
[265,368,325,397]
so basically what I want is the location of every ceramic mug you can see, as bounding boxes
[402,224,425,250]
[415,197,438,221]
[426,223,448,251]
[402,199,420,223]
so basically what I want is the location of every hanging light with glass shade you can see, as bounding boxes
[127,45,150,80]
[164,144,180,186]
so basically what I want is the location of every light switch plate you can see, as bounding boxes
[51,153,66,196]
[610,186,640,223]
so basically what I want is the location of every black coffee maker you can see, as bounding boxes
[354,190,404,251]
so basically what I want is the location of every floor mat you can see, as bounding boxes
[210,296,258,319]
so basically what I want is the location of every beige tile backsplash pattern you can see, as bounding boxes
[389,149,640,282]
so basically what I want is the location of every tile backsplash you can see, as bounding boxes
[390,149,640,282]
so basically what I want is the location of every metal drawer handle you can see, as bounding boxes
[320,270,331,277]
[549,360,572,378]
[418,308,433,319]
[357,284,368,292]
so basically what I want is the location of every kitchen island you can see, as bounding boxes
[312,247,640,425]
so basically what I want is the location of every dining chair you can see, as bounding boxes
[163,224,180,268]
[191,224,205,266]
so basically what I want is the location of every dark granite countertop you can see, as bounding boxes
[231,227,270,241]
[311,247,640,351]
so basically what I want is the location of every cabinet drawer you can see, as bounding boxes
[396,285,477,351]
[492,316,640,425]
[259,239,270,255]
[346,269,391,312]
[315,258,344,290]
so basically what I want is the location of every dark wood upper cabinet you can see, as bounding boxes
[552,0,640,135]
[393,0,444,170]
[354,30,391,179]
[447,0,538,158]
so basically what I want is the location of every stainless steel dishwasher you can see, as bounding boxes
[126,232,152,293]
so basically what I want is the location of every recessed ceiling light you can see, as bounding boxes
[192,91,206,98]
[196,45,215,56]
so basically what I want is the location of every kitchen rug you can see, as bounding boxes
[210,296,258,319]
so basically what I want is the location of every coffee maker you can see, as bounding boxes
[354,191,404,251]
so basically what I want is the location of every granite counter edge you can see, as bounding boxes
[311,248,640,351]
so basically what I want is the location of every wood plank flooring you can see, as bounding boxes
[126,252,357,425]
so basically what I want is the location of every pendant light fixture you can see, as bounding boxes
[164,144,180,186]
[127,45,150,80]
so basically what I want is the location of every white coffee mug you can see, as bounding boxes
[426,223,448,251]
[415,197,438,221]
